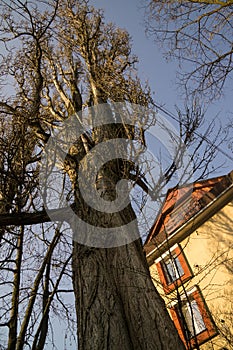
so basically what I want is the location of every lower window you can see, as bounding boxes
[169,286,217,349]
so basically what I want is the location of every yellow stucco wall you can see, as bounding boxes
[149,200,233,349]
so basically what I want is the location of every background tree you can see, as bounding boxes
[144,0,233,101]
[0,0,226,349]
[0,82,75,349]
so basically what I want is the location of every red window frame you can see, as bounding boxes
[156,244,192,294]
[169,287,218,349]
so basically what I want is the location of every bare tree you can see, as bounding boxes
[144,0,233,100]
[0,110,75,348]
[0,0,226,349]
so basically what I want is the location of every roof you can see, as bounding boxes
[144,170,233,257]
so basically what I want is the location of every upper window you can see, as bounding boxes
[169,286,217,349]
[155,244,192,294]
[163,254,184,285]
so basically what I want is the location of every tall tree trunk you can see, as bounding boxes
[72,237,185,350]
[71,106,185,349]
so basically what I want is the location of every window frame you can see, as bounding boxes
[169,286,218,349]
[155,244,193,294]
[162,253,185,285]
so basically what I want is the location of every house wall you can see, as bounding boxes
[149,200,233,349]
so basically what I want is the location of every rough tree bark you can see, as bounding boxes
[73,240,185,349]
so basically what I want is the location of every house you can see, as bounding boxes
[144,170,233,349]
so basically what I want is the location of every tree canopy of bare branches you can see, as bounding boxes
[144,0,233,100]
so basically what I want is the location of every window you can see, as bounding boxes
[163,254,184,285]
[170,287,217,349]
[155,244,192,294]
[178,298,206,339]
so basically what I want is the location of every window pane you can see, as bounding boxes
[190,300,206,334]
[182,299,206,338]
[163,256,184,284]
[174,256,184,277]
[164,260,175,284]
